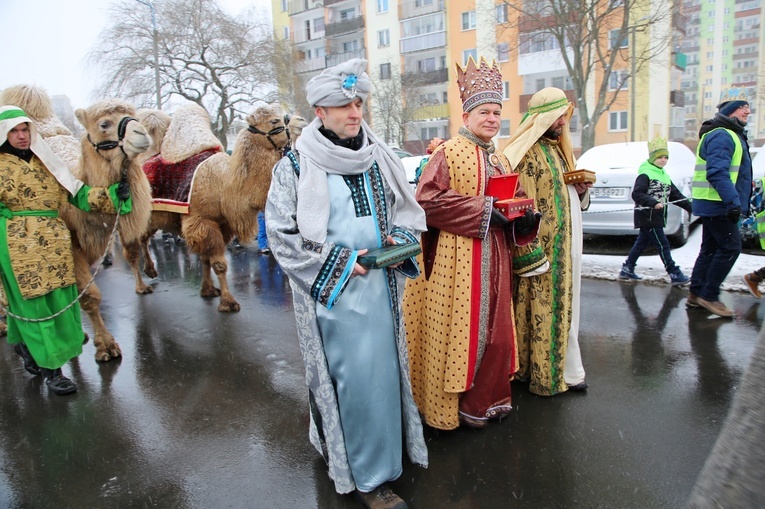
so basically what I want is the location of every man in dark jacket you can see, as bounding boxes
[619,136,693,285]
[688,88,752,317]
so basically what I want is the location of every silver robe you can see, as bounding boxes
[265,153,428,494]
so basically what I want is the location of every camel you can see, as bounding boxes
[1,85,153,361]
[127,102,289,312]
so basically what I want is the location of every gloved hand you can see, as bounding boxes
[116,175,130,202]
[726,206,741,224]
[514,208,541,236]
[490,208,511,229]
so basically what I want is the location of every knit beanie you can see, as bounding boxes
[719,100,749,117]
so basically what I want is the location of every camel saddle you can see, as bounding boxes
[143,148,221,213]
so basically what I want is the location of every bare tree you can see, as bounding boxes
[269,35,312,119]
[89,0,277,149]
[371,74,410,148]
[500,0,673,151]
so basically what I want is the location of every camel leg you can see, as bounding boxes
[209,251,240,313]
[140,231,159,279]
[73,249,121,362]
[122,240,154,294]
[198,255,221,298]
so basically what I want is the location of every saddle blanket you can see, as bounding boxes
[142,148,220,213]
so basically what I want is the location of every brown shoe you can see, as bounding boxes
[354,484,408,509]
[695,296,735,318]
[743,273,762,299]
[686,293,701,309]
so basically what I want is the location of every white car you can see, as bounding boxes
[576,141,697,246]
[401,155,427,186]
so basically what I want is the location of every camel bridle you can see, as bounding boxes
[87,116,138,156]
[247,123,286,151]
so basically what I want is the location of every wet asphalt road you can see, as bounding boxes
[1,236,762,509]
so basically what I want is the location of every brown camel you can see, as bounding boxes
[1,85,153,361]
[128,102,288,312]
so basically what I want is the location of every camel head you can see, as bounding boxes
[285,114,308,149]
[244,104,288,152]
[75,100,151,164]
[136,108,171,159]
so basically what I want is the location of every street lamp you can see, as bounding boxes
[135,0,162,110]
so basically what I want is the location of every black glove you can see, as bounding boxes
[726,206,741,224]
[514,209,541,236]
[116,176,130,202]
[490,208,511,228]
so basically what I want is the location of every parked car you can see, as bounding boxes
[390,147,414,159]
[401,155,427,187]
[576,141,697,246]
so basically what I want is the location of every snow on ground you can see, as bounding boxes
[582,226,765,293]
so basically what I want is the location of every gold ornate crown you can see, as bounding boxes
[648,135,668,161]
[718,87,749,105]
[456,57,503,112]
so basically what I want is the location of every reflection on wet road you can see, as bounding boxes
[0,237,761,508]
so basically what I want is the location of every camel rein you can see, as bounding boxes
[1,166,129,323]
[248,124,286,151]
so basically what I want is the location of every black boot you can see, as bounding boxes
[41,368,77,396]
[14,343,41,376]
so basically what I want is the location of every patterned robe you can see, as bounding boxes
[404,133,535,430]
[265,152,427,494]
[0,152,130,368]
[512,138,588,396]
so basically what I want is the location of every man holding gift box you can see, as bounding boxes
[504,87,592,397]
[404,57,539,431]
[266,58,427,509]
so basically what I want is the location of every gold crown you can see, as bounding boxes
[718,87,749,105]
[456,57,503,112]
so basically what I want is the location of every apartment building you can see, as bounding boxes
[278,0,692,154]
[682,0,763,145]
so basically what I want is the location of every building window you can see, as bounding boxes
[377,0,388,14]
[552,76,564,90]
[498,43,510,62]
[340,8,355,20]
[420,126,439,140]
[283,26,289,39]
[343,40,359,52]
[610,29,628,49]
[463,48,477,64]
[418,57,436,72]
[380,62,391,80]
[415,0,434,6]
[503,81,510,100]
[609,111,628,131]
[378,29,390,47]
[462,11,476,30]
[500,119,511,137]
[608,71,628,90]
[281,0,288,12]
[496,4,509,23]
[536,78,546,91]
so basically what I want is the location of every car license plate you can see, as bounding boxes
[591,187,628,198]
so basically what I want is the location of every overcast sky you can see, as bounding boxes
[0,0,272,110]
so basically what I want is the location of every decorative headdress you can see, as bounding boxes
[717,87,749,116]
[648,136,668,163]
[456,57,503,112]
[305,58,371,108]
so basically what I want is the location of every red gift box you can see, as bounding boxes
[494,198,535,220]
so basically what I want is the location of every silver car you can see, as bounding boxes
[576,141,697,246]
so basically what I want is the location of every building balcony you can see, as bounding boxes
[324,0,349,5]
[519,89,576,112]
[296,56,327,74]
[670,90,685,107]
[672,51,687,70]
[292,27,325,45]
[402,68,448,86]
[672,11,687,34]
[289,0,322,15]
[326,16,364,37]
[326,49,366,68]
[398,0,445,20]
[400,31,446,54]
[410,104,449,122]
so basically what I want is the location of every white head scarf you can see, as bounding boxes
[0,105,83,195]
[503,87,576,173]
[306,58,371,108]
